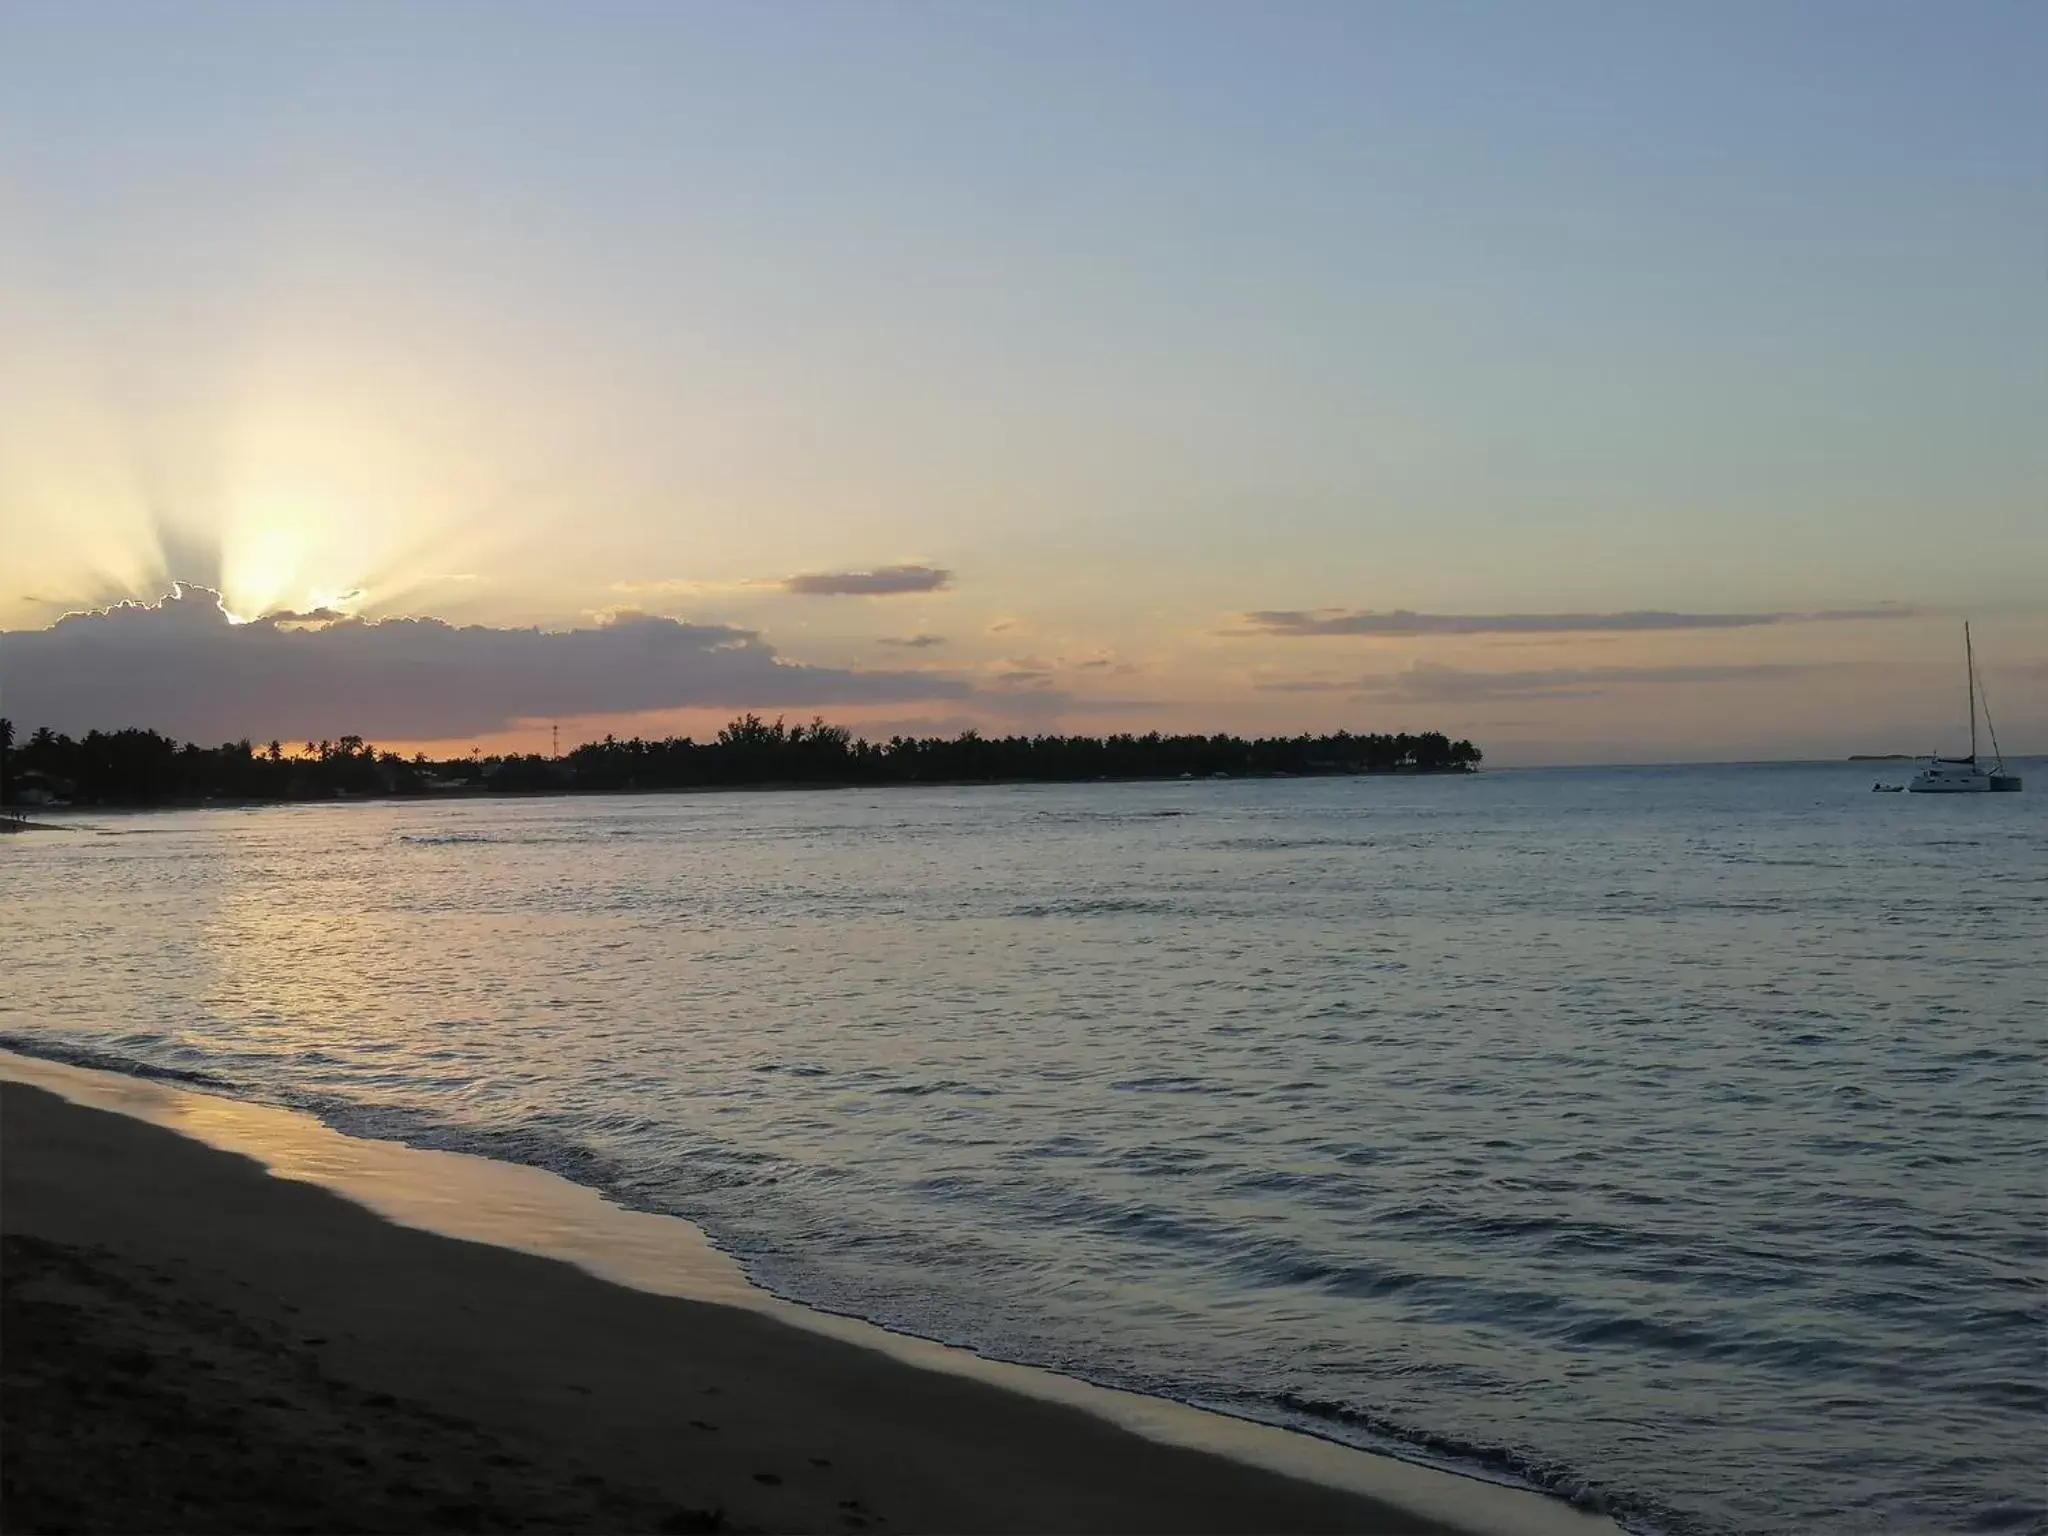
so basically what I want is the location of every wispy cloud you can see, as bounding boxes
[784,564,951,597]
[990,655,1057,688]
[877,633,947,648]
[1233,606,1916,637]
[611,564,953,600]
[609,576,763,598]
[1252,679,1352,693]
[1357,661,1826,702]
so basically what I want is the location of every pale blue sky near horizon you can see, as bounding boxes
[1,0,2042,759]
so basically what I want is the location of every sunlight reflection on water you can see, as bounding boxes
[3,764,2044,1536]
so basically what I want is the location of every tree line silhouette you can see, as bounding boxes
[0,714,1480,808]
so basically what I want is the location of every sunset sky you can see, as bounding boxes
[2,0,2042,764]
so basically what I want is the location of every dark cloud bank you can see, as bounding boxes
[1366,661,1824,702]
[1,587,968,742]
[1258,661,1826,703]
[1237,606,1914,637]
[783,565,950,596]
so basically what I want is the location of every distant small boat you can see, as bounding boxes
[1872,783,1903,793]
[1909,622,2022,793]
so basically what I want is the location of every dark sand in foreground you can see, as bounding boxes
[1,1083,1455,1534]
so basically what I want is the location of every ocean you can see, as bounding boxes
[3,762,2042,1535]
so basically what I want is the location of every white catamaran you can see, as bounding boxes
[1909,622,2022,793]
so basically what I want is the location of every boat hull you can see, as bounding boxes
[1909,764,1992,792]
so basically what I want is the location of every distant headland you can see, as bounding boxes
[1847,754,1915,761]
[0,715,1481,810]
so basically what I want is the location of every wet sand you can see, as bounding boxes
[0,1081,1495,1534]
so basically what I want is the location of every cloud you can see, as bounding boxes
[876,634,947,649]
[1,586,969,742]
[609,576,762,598]
[783,565,951,597]
[986,655,1066,687]
[1354,661,1825,703]
[258,606,352,626]
[609,565,952,600]
[1253,679,1352,693]
[1232,606,1916,637]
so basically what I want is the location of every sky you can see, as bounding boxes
[1,0,2042,764]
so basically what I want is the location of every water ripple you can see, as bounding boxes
[3,762,2044,1536]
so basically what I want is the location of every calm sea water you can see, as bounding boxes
[4,764,2043,1535]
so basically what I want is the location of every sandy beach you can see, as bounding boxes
[0,1078,1549,1535]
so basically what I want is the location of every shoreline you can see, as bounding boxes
[1,1049,1614,1536]
[0,815,68,832]
[16,756,2044,822]
[0,764,1479,819]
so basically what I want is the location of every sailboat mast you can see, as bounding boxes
[1965,621,1978,760]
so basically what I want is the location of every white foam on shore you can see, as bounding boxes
[1,1047,1617,1536]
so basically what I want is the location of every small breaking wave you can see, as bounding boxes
[1263,1391,1688,1532]
[1033,808,1191,821]
[1214,834,1379,851]
[1006,897,1180,918]
[0,1030,651,1227]
[0,1032,236,1089]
